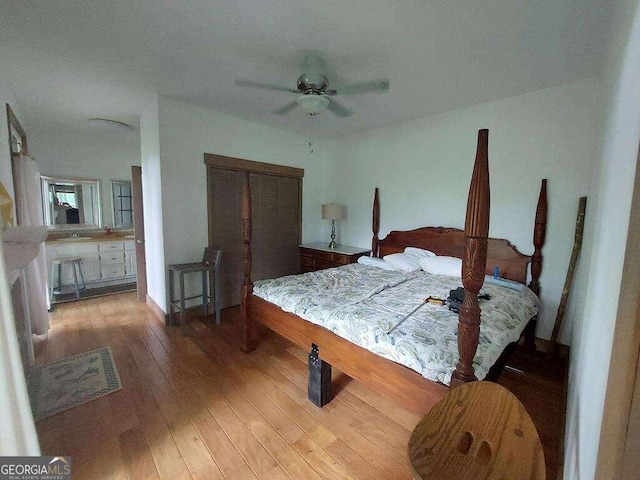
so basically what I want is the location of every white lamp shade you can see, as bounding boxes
[297,95,330,115]
[322,203,345,221]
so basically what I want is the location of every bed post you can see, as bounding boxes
[451,129,490,388]
[241,171,256,353]
[372,187,380,257]
[525,178,548,347]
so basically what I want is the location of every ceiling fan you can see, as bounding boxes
[235,56,389,118]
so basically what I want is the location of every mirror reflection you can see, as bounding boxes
[41,176,102,228]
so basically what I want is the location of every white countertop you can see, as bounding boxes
[46,234,135,245]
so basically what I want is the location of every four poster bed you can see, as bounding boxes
[239,129,548,415]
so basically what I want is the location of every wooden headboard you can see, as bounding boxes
[377,226,531,284]
[371,178,548,287]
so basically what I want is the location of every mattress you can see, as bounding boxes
[253,263,539,385]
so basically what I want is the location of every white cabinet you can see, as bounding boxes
[100,252,124,266]
[48,243,100,287]
[82,255,101,281]
[124,240,136,277]
[124,240,137,277]
[99,241,124,252]
[46,238,137,290]
[125,251,136,276]
[55,254,101,284]
[101,264,126,279]
[99,241,125,279]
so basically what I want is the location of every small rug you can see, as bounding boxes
[28,347,122,421]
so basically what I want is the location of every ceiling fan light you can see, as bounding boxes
[297,95,329,115]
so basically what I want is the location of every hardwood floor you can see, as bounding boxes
[498,345,568,480]
[33,293,566,480]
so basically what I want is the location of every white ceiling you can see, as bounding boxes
[0,0,613,139]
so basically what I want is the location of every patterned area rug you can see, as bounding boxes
[28,347,122,421]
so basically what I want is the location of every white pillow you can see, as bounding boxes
[420,256,463,277]
[383,253,422,272]
[357,256,396,270]
[404,246,437,260]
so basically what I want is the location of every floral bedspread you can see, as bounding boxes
[253,263,539,385]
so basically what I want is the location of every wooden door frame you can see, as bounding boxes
[595,146,640,479]
[131,166,147,301]
[6,104,27,225]
[204,153,304,178]
[622,343,640,479]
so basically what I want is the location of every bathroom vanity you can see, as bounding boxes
[46,233,137,292]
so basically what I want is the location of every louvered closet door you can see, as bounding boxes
[250,173,300,282]
[209,167,301,309]
[209,168,244,309]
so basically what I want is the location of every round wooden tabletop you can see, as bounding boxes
[408,381,545,480]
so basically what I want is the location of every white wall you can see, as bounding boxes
[320,77,601,344]
[140,97,166,309]
[28,124,140,228]
[564,0,640,478]
[142,95,321,311]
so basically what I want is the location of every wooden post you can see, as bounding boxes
[550,196,587,351]
[241,172,256,353]
[308,343,333,407]
[525,179,548,347]
[451,129,490,388]
[372,188,380,257]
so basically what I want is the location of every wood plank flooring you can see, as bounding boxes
[498,346,568,480]
[34,293,566,480]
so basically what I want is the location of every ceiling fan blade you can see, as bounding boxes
[273,101,299,115]
[327,99,353,118]
[337,79,390,95]
[236,79,298,94]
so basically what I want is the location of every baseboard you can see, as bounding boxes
[145,294,166,322]
[166,304,217,326]
[145,294,218,327]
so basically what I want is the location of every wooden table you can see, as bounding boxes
[408,381,545,480]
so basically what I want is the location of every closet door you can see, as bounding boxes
[208,165,302,309]
[209,168,244,309]
[251,173,300,282]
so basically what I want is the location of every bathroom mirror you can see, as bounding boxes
[111,180,133,228]
[41,176,102,228]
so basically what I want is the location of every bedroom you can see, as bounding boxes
[0,1,639,479]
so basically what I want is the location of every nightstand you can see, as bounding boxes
[299,243,371,273]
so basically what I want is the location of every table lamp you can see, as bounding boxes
[322,203,345,249]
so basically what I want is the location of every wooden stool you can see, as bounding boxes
[50,257,86,302]
[408,381,545,480]
[168,248,222,335]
